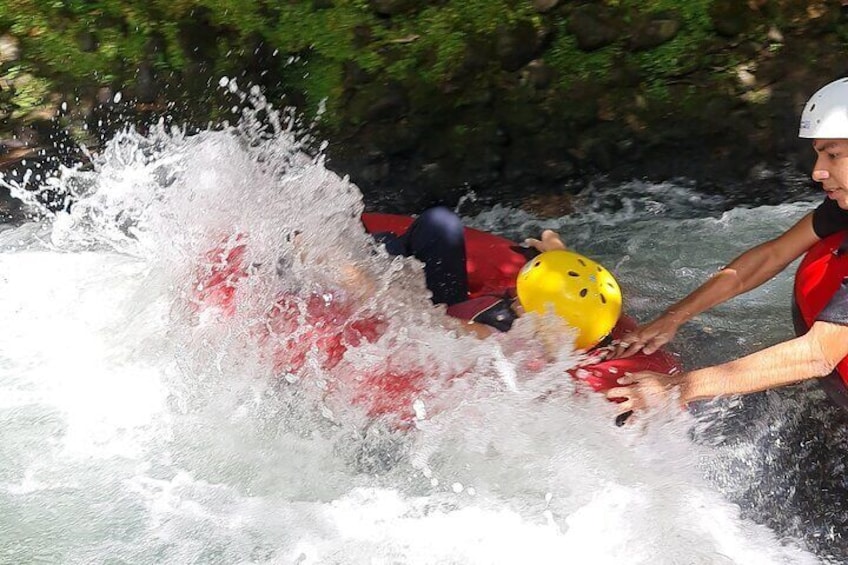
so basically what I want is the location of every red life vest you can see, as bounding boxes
[793,231,848,387]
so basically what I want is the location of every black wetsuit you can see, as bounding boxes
[374,206,519,332]
[811,198,848,325]
[372,206,470,306]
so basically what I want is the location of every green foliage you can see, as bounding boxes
[0,0,547,127]
[1,65,52,120]
[382,0,537,82]
[547,0,716,84]
[2,1,154,82]
[630,0,714,78]
[0,0,826,138]
[545,0,723,111]
[545,29,619,86]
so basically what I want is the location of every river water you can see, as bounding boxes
[0,91,844,564]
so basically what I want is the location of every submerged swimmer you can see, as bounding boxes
[607,77,848,415]
[368,208,681,426]
[194,204,678,424]
[372,206,622,351]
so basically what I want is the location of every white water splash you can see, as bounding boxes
[0,88,821,563]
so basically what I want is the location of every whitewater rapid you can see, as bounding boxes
[0,94,832,564]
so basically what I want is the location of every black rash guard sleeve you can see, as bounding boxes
[813,198,848,238]
[817,281,848,327]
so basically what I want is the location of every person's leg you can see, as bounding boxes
[371,231,407,257]
[375,207,469,305]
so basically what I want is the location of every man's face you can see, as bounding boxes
[812,139,848,209]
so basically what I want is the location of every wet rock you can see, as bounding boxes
[767,25,784,44]
[0,34,20,63]
[532,0,560,14]
[521,193,574,218]
[0,184,22,222]
[452,148,503,187]
[370,0,427,16]
[500,126,575,186]
[353,24,374,48]
[581,139,614,171]
[135,62,158,104]
[709,0,752,37]
[25,94,61,122]
[496,99,549,138]
[342,60,372,88]
[176,7,222,64]
[10,72,36,92]
[553,80,603,129]
[360,120,422,156]
[459,38,494,75]
[496,20,543,72]
[606,57,642,87]
[736,65,757,89]
[96,86,114,104]
[359,158,391,184]
[414,160,450,192]
[627,12,681,51]
[347,82,409,122]
[701,97,738,134]
[567,5,621,51]
[8,73,57,121]
[77,30,98,53]
[523,60,554,90]
[805,1,842,33]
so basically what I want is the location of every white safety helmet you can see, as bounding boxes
[799,78,848,139]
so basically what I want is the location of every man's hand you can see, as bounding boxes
[611,313,683,359]
[605,370,686,415]
[524,229,567,253]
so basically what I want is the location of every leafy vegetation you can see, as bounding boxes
[0,0,540,128]
[0,0,841,140]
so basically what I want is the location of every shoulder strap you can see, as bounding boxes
[447,294,517,332]
[837,232,848,256]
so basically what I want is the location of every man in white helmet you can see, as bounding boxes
[606,77,848,414]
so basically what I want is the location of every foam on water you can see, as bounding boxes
[0,87,823,563]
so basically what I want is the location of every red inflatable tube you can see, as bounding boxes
[193,214,681,423]
[362,213,681,393]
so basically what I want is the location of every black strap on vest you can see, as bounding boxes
[836,232,848,256]
[509,245,540,261]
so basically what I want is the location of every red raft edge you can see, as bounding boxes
[193,213,682,422]
[362,213,681,394]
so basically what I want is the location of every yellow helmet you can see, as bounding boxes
[516,250,622,349]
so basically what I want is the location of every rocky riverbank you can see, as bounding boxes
[1,0,844,218]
